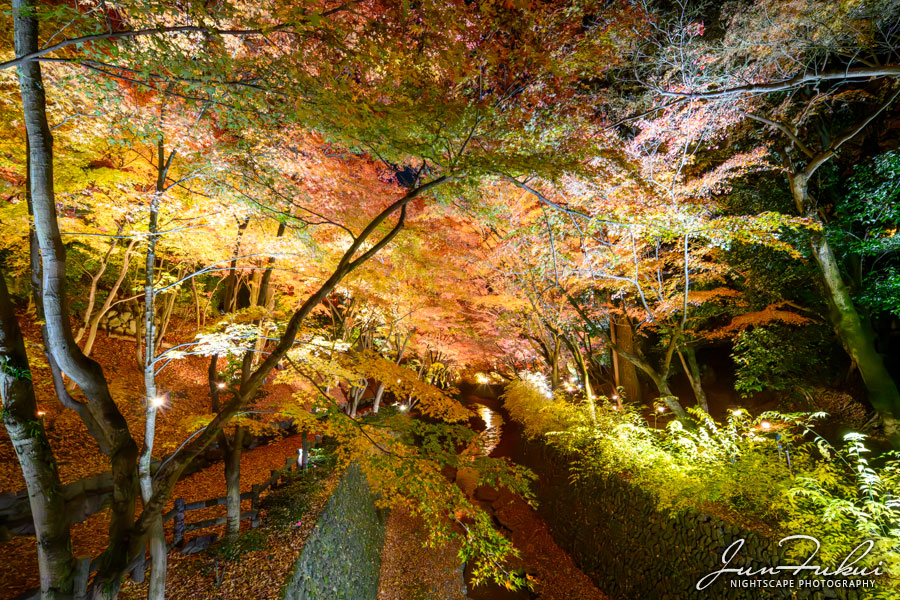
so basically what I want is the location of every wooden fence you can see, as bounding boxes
[161,455,297,545]
[13,448,312,600]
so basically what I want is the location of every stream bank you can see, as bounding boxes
[459,392,608,600]
[376,387,609,600]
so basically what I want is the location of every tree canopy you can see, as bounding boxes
[2,1,900,598]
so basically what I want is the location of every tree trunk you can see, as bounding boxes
[214,221,252,539]
[82,239,137,357]
[565,294,687,419]
[208,354,222,409]
[225,221,285,535]
[652,376,687,419]
[13,3,139,595]
[679,346,708,413]
[75,227,122,344]
[372,382,386,414]
[26,158,109,447]
[139,139,174,600]
[350,385,362,418]
[349,327,373,417]
[0,272,76,599]
[248,268,263,308]
[373,331,411,414]
[135,302,145,369]
[224,426,244,538]
[221,217,250,314]
[789,172,900,441]
[561,335,596,423]
[145,517,167,599]
[405,358,428,408]
[811,230,900,437]
[209,353,239,538]
[190,275,202,329]
[611,316,641,404]
[550,335,560,389]
[223,350,258,539]
[610,321,621,398]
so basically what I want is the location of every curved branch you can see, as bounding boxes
[745,113,814,159]
[659,66,900,100]
[803,86,900,177]
[1,1,357,71]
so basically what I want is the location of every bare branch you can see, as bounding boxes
[658,66,900,100]
[746,112,815,159]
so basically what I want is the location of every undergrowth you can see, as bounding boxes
[209,443,338,564]
[503,373,900,598]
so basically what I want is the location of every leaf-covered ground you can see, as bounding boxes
[119,461,340,600]
[0,319,305,598]
[376,486,610,600]
[377,504,467,600]
[0,429,309,598]
[0,317,297,491]
[489,487,609,600]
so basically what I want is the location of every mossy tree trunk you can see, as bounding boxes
[13,3,140,595]
[0,271,76,599]
[788,160,900,444]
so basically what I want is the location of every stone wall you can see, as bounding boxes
[98,305,147,336]
[283,463,386,600]
[516,440,870,600]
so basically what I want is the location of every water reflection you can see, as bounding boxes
[473,403,502,457]
[462,402,531,600]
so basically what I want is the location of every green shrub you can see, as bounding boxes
[503,373,900,597]
[210,528,268,562]
[731,323,836,395]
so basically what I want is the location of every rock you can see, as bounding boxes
[65,479,85,499]
[180,533,218,555]
[0,493,18,512]
[474,485,500,502]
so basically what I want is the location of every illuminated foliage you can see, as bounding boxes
[503,374,900,598]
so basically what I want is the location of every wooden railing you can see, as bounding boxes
[13,452,308,600]
[160,455,298,547]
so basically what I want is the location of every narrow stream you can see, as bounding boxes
[473,403,503,456]
[461,396,533,600]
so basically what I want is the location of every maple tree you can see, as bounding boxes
[1,0,642,598]
[2,1,900,599]
[619,0,900,438]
